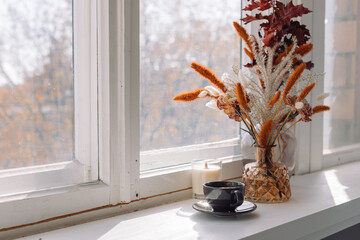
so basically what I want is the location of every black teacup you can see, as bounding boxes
[203,181,244,212]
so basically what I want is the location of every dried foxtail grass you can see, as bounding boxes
[274,62,306,116]
[173,88,206,102]
[244,48,254,60]
[236,82,248,111]
[297,82,315,102]
[294,43,313,57]
[233,22,253,54]
[259,119,274,146]
[313,105,330,115]
[255,69,265,89]
[191,62,227,93]
[275,44,294,65]
[267,90,281,108]
[284,62,307,97]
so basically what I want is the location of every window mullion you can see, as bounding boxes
[309,0,325,172]
[104,0,140,204]
[123,0,140,202]
[295,0,325,174]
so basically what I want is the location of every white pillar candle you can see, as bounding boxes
[192,161,222,198]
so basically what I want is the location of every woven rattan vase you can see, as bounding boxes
[242,145,291,203]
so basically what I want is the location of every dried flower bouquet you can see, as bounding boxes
[174,0,330,149]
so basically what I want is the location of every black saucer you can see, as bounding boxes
[192,200,257,216]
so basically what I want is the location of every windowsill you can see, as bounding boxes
[19,161,360,240]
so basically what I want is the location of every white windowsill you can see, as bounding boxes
[19,161,360,240]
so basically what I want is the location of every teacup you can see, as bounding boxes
[203,181,245,212]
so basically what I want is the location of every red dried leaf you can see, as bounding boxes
[286,21,311,45]
[243,0,272,11]
[281,1,312,24]
[241,0,312,47]
[305,61,314,70]
[258,0,272,11]
[242,0,259,11]
[263,32,275,46]
[241,13,264,24]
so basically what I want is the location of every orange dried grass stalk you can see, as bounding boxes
[297,82,315,102]
[173,88,206,102]
[294,43,313,57]
[236,83,248,111]
[233,22,253,53]
[275,44,294,65]
[267,90,281,108]
[259,119,274,146]
[283,62,307,97]
[244,48,254,60]
[256,69,265,89]
[313,105,330,115]
[275,62,306,116]
[190,62,227,93]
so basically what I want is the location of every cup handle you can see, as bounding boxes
[231,190,244,205]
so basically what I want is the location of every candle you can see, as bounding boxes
[192,160,222,199]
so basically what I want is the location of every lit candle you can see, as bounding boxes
[192,160,222,199]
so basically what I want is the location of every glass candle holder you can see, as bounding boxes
[191,159,222,199]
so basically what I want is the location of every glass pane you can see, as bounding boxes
[140,0,241,155]
[0,0,73,169]
[324,0,360,151]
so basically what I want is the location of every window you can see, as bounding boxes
[0,0,105,232]
[322,0,360,167]
[324,0,360,150]
[139,0,242,171]
[1,0,360,237]
[0,0,100,197]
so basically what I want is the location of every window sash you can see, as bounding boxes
[0,0,98,197]
[140,138,241,172]
[74,0,99,182]
[0,0,108,232]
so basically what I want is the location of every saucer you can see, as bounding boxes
[192,200,257,216]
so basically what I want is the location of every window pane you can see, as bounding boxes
[0,0,73,169]
[140,0,241,157]
[324,0,360,151]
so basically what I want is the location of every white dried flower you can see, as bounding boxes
[205,99,219,110]
[295,102,304,110]
[205,86,220,97]
[316,92,330,101]
[198,91,208,98]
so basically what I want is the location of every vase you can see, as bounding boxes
[273,130,296,176]
[242,145,291,203]
[241,129,296,176]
